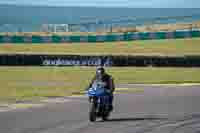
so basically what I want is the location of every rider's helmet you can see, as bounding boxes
[96,66,105,80]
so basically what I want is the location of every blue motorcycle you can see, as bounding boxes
[87,83,112,122]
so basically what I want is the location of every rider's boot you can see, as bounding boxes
[109,104,113,112]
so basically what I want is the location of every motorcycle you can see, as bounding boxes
[87,83,112,122]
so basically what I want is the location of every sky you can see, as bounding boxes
[0,0,199,8]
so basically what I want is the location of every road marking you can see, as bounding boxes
[0,98,72,112]
[179,83,200,86]
[0,104,12,112]
[0,103,44,112]
[115,88,144,93]
[11,103,44,109]
[70,95,87,98]
[0,108,12,112]
[41,98,71,103]
[128,83,200,87]
[117,87,140,90]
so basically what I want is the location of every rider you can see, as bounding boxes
[87,66,115,111]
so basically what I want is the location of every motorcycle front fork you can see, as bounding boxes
[89,96,110,113]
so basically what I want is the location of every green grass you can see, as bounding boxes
[0,38,200,102]
[0,67,200,102]
[0,38,200,56]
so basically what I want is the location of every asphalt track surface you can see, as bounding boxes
[0,85,200,133]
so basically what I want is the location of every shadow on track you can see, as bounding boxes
[103,117,167,122]
[103,113,200,123]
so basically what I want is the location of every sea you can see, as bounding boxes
[0,4,200,32]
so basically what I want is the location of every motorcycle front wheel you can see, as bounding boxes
[89,101,96,122]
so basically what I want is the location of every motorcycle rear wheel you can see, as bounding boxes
[102,113,109,121]
[102,107,110,121]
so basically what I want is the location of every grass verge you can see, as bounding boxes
[0,38,200,56]
[0,67,200,103]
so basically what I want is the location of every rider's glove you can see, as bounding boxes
[105,89,112,94]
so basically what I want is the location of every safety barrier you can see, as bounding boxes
[0,54,200,67]
[0,30,200,43]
